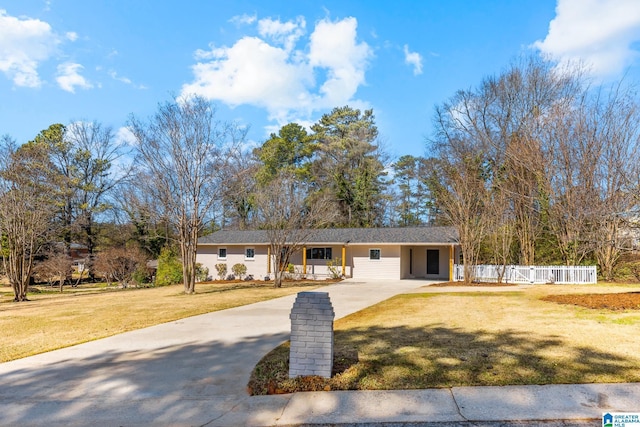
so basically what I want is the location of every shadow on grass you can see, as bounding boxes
[249,324,640,394]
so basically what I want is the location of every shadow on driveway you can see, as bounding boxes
[0,333,288,426]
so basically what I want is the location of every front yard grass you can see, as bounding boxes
[248,284,640,394]
[0,280,323,363]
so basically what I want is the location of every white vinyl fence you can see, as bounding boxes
[453,264,597,285]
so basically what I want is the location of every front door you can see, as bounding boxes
[427,249,439,275]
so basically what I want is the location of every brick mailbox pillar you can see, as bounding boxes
[289,291,335,378]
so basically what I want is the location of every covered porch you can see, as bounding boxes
[400,244,458,280]
[289,243,458,281]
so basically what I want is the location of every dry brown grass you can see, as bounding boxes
[0,280,323,362]
[248,284,640,394]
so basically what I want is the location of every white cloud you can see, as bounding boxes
[116,126,137,147]
[66,31,78,41]
[181,16,373,125]
[56,62,92,93]
[229,13,257,26]
[109,70,132,84]
[0,9,60,87]
[108,70,147,89]
[403,44,423,75]
[533,0,640,78]
[308,17,373,106]
[193,44,219,60]
[258,16,306,52]
[182,37,313,122]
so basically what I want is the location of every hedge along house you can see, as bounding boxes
[196,226,460,281]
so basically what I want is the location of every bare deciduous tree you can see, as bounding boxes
[33,249,73,291]
[65,120,131,275]
[254,172,337,287]
[572,83,640,278]
[129,95,244,294]
[429,54,640,281]
[485,185,515,282]
[220,147,259,230]
[428,156,490,283]
[541,93,606,266]
[429,56,616,279]
[94,246,149,287]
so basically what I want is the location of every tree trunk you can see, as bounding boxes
[180,219,199,294]
[273,270,283,288]
[272,251,283,288]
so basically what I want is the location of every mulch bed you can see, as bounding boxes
[542,292,640,310]
[435,282,640,310]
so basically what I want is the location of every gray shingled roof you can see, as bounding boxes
[198,226,458,245]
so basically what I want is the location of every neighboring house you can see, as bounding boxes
[196,227,460,281]
[51,242,89,271]
[69,243,89,264]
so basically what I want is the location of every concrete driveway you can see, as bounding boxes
[0,279,438,426]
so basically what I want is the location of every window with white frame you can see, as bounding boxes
[369,248,381,260]
[245,247,255,260]
[218,247,227,259]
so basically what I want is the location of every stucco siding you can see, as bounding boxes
[196,245,217,280]
[196,244,270,280]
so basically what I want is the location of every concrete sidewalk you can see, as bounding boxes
[0,279,638,426]
[218,383,639,426]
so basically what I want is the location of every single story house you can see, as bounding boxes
[196,226,460,281]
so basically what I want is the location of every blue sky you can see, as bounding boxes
[2,0,640,158]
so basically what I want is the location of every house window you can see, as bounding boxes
[245,247,255,260]
[218,248,227,259]
[305,247,333,260]
[369,249,381,260]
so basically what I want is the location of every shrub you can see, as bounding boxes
[215,263,227,280]
[156,246,183,286]
[626,261,640,282]
[232,263,247,279]
[326,257,343,279]
[132,265,152,286]
[195,263,209,282]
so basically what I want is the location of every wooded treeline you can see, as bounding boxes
[430,57,640,282]
[2,55,640,299]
